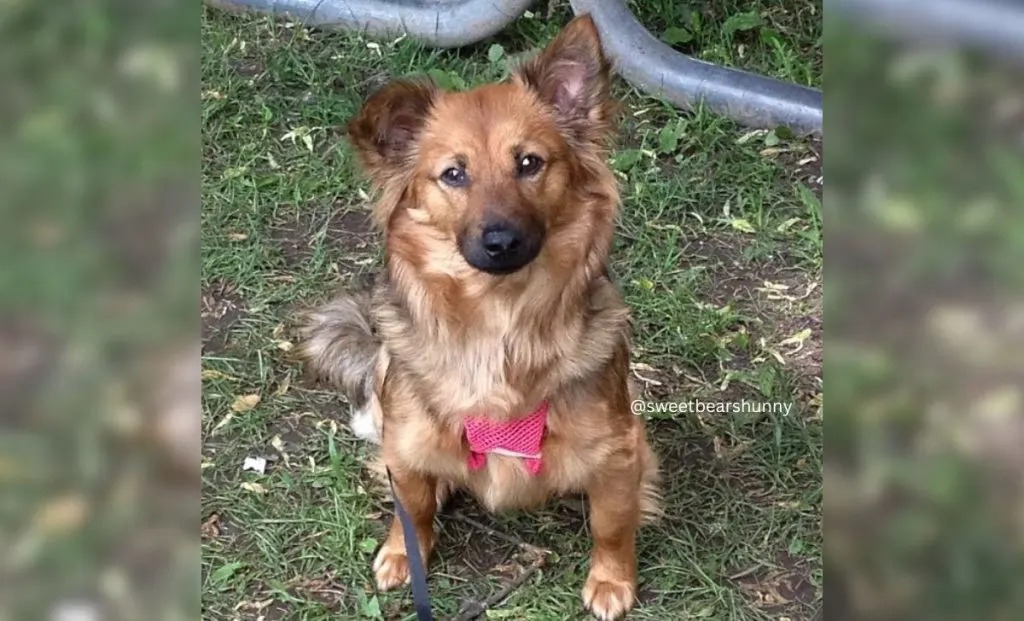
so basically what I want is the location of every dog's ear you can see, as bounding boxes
[346,79,437,180]
[517,15,611,128]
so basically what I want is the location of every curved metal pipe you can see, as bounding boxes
[829,0,1024,61]
[205,0,823,134]
[204,0,534,48]
[570,0,823,135]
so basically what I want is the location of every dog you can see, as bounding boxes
[296,15,661,620]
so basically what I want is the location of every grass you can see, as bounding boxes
[201,2,823,620]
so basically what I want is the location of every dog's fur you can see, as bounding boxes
[296,16,660,620]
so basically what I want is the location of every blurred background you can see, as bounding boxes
[826,1,1024,619]
[0,0,198,619]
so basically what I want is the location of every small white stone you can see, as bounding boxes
[242,456,267,474]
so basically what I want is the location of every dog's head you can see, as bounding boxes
[346,15,617,277]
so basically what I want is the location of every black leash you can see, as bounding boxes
[386,467,434,621]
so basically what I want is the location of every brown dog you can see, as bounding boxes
[297,15,660,620]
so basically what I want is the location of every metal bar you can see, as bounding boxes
[829,0,1024,62]
[204,0,534,48]
[569,0,823,135]
[204,0,824,134]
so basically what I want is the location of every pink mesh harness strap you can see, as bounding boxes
[463,401,548,476]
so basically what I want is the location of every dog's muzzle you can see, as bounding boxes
[458,218,544,275]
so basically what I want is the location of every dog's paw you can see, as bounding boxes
[373,542,410,591]
[582,573,635,621]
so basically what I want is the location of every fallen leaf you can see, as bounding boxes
[274,376,291,397]
[491,562,521,578]
[730,218,756,234]
[234,598,274,612]
[232,394,260,412]
[633,277,655,291]
[776,217,802,233]
[736,129,768,144]
[779,328,812,353]
[240,482,267,495]
[201,514,221,539]
[270,435,290,467]
[202,369,233,380]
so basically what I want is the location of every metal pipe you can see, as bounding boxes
[204,0,534,49]
[205,0,824,134]
[569,0,823,135]
[829,0,1024,62]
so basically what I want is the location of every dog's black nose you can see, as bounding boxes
[482,225,523,259]
[459,219,543,275]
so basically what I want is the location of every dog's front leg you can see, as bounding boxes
[582,460,641,621]
[373,466,438,591]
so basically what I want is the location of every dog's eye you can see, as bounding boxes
[440,167,468,188]
[516,154,544,178]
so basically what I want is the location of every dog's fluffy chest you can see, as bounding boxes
[394,307,568,417]
[433,333,531,414]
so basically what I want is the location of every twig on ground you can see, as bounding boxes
[451,554,547,621]
[450,511,549,554]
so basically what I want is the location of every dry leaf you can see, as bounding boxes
[766,347,786,365]
[234,599,274,612]
[240,482,267,495]
[202,369,233,380]
[201,514,221,539]
[270,435,290,467]
[274,376,291,397]
[232,394,260,412]
[779,328,812,353]
[730,218,756,233]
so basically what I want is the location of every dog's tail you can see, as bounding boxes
[295,293,382,442]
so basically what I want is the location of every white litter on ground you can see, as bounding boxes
[242,456,267,474]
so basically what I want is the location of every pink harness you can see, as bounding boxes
[463,401,548,476]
